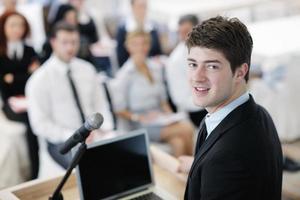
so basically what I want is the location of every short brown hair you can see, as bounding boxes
[186,16,253,81]
[50,21,79,38]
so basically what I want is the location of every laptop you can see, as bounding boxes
[75,130,175,200]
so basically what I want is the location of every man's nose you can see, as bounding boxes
[193,65,207,81]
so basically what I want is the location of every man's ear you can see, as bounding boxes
[235,63,249,81]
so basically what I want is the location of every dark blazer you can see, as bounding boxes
[0,45,37,102]
[116,24,162,67]
[0,44,39,179]
[184,95,283,200]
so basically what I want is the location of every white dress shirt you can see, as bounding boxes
[26,55,113,143]
[7,41,24,60]
[166,42,201,112]
[112,58,167,113]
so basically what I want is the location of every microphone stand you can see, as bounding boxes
[49,141,87,200]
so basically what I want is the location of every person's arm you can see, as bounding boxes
[116,109,138,121]
[178,155,194,174]
[160,100,173,114]
[93,76,113,131]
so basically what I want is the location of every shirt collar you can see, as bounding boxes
[50,54,74,74]
[7,41,24,60]
[205,92,250,137]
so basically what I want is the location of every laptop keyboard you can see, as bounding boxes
[131,192,163,200]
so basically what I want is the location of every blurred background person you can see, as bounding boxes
[69,0,99,48]
[0,10,39,180]
[116,0,162,67]
[26,22,113,169]
[166,14,207,128]
[39,3,97,66]
[112,30,194,157]
[1,0,17,12]
[39,4,78,63]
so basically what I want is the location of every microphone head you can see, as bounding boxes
[84,113,104,130]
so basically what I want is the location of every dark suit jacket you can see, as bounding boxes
[0,45,37,103]
[184,96,283,200]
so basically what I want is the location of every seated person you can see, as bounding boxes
[0,10,39,179]
[39,4,95,65]
[116,0,162,67]
[26,22,113,169]
[112,30,194,157]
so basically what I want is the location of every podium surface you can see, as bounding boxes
[0,165,186,200]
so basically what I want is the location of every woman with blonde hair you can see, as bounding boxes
[113,30,194,157]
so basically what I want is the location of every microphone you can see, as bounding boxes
[60,113,104,154]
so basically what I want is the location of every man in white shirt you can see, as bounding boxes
[26,22,112,169]
[166,14,206,127]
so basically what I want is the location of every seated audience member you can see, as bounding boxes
[0,0,17,12]
[68,0,99,46]
[68,0,112,75]
[116,0,162,67]
[39,4,77,63]
[166,14,206,127]
[26,22,113,169]
[0,10,39,179]
[113,30,194,157]
[39,4,96,65]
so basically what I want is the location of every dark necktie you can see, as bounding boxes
[13,50,18,61]
[67,68,85,123]
[195,122,207,155]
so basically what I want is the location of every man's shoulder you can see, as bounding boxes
[72,58,96,73]
[27,60,54,84]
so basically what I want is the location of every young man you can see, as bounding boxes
[183,16,282,200]
[26,22,112,169]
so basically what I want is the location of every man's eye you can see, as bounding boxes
[207,65,218,69]
[188,63,197,68]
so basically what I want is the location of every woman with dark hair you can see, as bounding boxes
[0,10,39,180]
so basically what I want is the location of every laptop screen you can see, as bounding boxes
[76,131,154,200]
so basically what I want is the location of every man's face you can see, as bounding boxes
[51,30,79,62]
[187,47,244,113]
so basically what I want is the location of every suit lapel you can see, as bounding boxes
[194,119,206,155]
[190,96,257,175]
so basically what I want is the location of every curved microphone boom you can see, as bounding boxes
[60,113,104,154]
